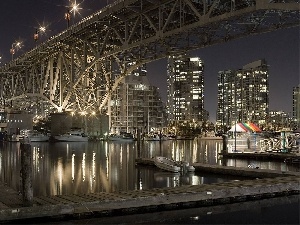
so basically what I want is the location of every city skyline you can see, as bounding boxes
[0,1,299,122]
[147,27,299,122]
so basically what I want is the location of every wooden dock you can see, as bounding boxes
[0,160,299,223]
[219,152,300,164]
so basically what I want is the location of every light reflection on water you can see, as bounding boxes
[0,140,298,197]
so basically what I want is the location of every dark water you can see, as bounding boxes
[1,140,299,224]
[30,195,299,225]
[0,140,298,196]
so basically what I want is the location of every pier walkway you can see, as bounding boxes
[219,152,300,164]
[0,161,299,223]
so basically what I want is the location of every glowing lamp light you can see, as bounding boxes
[10,48,15,55]
[39,26,46,33]
[34,30,39,42]
[65,10,71,21]
[10,41,22,60]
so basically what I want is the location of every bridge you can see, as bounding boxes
[0,0,299,115]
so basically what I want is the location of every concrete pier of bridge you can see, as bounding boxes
[0,161,299,223]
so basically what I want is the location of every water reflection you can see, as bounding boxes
[0,140,298,197]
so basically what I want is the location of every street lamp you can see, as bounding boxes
[10,41,22,60]
[34,26,47,42]
[65,0,81,28]
[65,9,71,27]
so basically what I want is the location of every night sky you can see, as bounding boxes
[0,0,299,122]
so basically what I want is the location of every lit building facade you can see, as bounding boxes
[110,64,167,134]
[216,59,269,130]
[293,85,300,128]
[167,54,204,124]
[267,110,291,131]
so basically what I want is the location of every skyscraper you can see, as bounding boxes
[293,85,300,128]
[217,59,269,131]
[166,54,204,124]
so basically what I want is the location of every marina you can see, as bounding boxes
[0,0,299,223]
[0,139,299,223]
[0,160,299,223]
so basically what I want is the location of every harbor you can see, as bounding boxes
[0,139,299,223]
[0,1,299,224]
[0,162,299,223]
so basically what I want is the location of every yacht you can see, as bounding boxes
[54,130,88,142]
[108,132,135,142]
[21,130,49,142]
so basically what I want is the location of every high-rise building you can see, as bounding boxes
[216,70,235,132]
[166,54,204,124]
[216,59,269,131]
[110,64,167,134]
[293,85,300,128]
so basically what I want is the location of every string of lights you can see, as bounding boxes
[3,0,114,62]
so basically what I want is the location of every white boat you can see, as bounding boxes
[108,132,135,142]
[199,132,223,140]
[29,133,49,142]
[154,156,181,173]
[154,156,195,173]
[28,132,49,142]
[20,130,49,142]
[144,134,160,141]
[54,130,88,142]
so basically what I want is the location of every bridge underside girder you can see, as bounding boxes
[0,0,299,115]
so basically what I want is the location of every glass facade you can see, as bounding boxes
[167,54,204,123]
[293,85,300,128]
[216,59,269,130]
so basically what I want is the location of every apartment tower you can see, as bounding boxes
[217,59,269,131]
[293,85,300,128]
[167,54,204,123]
[110,64,167,134]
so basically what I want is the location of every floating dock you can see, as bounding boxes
[0,160,299,223]
[219,152,300,164]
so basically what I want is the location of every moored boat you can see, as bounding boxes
[54,130,88,142]
[154,156,181,173]
[143,134,160,141]
[154,156,195,173]
[108,132,135,142]
[199,131,223,140]
[20,129,49,142]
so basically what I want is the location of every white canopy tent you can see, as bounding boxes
[229,124,247,132]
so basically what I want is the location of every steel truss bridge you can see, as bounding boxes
[0,0,299,115]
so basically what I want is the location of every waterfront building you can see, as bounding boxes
[0,108,33,135]
[110,64,167,134]
[216,70,235,132]
[216,59,269,131]
[266,110,291,131]
[293,85,300,128]
[166,54,205,124]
